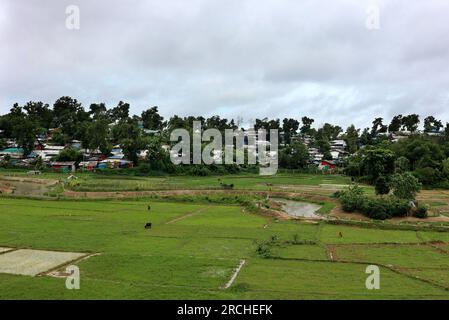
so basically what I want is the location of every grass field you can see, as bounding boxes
[1,196,449,299]
[0,170,354,193]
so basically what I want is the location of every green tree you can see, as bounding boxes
[394,156,410,173]
[424,116,443,133]
[55,147,83,163]
[442,158,449,178]
[371,117,388,136]
[359,128,373,146]
[362,148,396,181]
[141,106,165,131]
[5,104,39,155]
[375,175,390,196]
[390,172,421,200]
[53,96,88,140]
[388,115,403,132]
[89,103,107,120]
[300,116,314,135]
[344,125,359,154]
[80,117,112,156]
[279,142,309,169]
[112,119,144,165]
[23,101,53,130]
[108,101,130,123]
[282,118,299,144]
[401,114,420,132]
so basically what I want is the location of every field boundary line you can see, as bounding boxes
[166,206,210,224]
[270,256,449,292]
[223,259,246,289]
[0,247,17,255]
[41,252,100,277]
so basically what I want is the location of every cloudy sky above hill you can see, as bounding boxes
[1,0,449,128]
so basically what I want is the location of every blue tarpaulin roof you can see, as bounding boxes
[0,147,24,153]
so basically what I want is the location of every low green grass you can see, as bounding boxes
[233,259,448,299]
[334,244,449,288]
[320,224,421,244]
[334,244,449,268]
[1,170,353,192]
[0,197,449,299]
[274,244,328,261]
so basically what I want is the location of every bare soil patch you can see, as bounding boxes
[0,248,87,276]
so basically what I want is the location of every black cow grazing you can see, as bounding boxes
[145,222,152,229]
[147,205,151,211]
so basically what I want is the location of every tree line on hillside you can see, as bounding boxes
[1,96,449,184]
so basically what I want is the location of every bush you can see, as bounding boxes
[220,182,234,190]
[414,204,428,219]
[375,175,390,196]
[385,197,409,217]
[413,167,442,186]
[395,156,410,173]
[337,184,365,212]
[362,199,390,220]
[390,172,422,200]
[338,184,411,220]
[136,163,151,175]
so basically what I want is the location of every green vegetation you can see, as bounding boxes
[0,197,449,299]
[336,181,427,220]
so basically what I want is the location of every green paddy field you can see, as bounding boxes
[1,172,449,299]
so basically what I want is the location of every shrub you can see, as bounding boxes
[362,199,390,220]
[338,184,412,220]
[137,163,151,175]
[414,204,428,219]
[337,184,365,212]
[385,197,409,217]
[189,165,211,176]
[331,190,343,198]
[375,175,390,196]
[395,156,410,173]
[390,172,422,200]
[413,167,442,186]
[220,182,234,190]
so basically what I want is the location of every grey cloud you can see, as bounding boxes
[1,0,449,129]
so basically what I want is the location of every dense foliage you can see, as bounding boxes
[337,183,427,220]
[1,97,449,182]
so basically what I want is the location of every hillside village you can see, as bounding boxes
[0,114,445,175]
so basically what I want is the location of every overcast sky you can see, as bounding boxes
[1,0,449,129]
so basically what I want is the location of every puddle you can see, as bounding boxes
[271,198,322,218]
